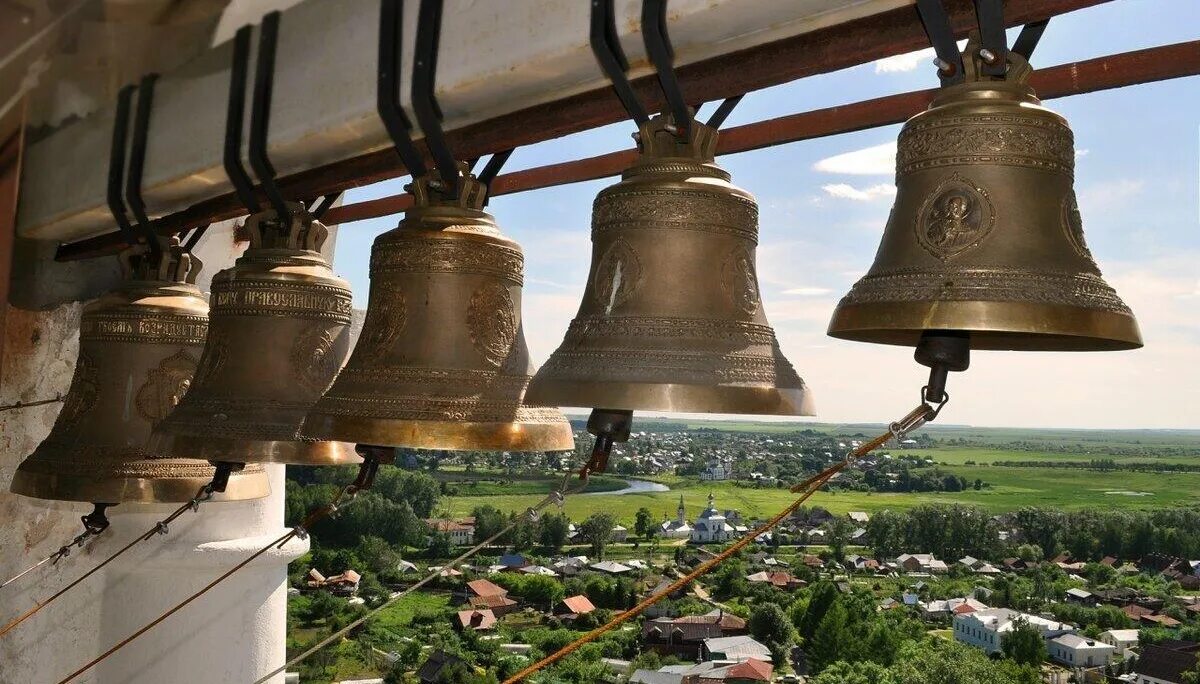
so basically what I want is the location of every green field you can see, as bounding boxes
[440,445,1200,524]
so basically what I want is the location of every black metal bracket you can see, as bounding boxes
[249,11,294,222]
[591,0,648,126]
[378,0,429,181]
[182,225,209,252]
[476,149,512,204]
[309,192,342,219]
[106,85,140,249]
[123,75,164,261]
[1011,18,1049,61]
[642,0,691,135]
[915,0,965,85]
[412,0,460,197]
[705,95,743,130]
[225,25,262,214]
[972,0,1007,76]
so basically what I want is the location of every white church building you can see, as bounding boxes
[691,492,741,544]
[659,495,694,539]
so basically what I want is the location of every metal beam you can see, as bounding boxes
[45,0,1113,257]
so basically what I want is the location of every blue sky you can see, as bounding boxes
[334,1,1199,429]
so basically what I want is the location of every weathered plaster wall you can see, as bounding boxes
[0,217,336,683]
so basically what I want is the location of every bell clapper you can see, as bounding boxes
[914,331,970,411]
[579,409,634,479]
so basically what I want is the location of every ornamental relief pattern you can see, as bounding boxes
[467,283,518,368]
[840,269,1131,314]
[134,350,199,424]
[372,239,524,283]
[564,316,777,345]
[897,117,1074,173]
[291,322,344,393]
[593,190,758,240]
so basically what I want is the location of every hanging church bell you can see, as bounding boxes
[153,208,359,465]
[527,116,814,415]
[827,41,1141,351]
[10,240,269,504]
[303,172,575,452]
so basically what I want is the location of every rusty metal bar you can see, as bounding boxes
[0,118,25,384]
[53,0,1115,261]
[318,39,1200,226]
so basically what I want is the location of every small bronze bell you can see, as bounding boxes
[527,116,813,415]
[153,207,359,465]
[303,171,575,452]
[10,240,269,504]
[828,39,1141,351]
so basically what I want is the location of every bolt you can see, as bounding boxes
[932,57,955,75]
[980,48,998,64]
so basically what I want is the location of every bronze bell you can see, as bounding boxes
[303,171,575,452]
[828,40,1141,351]
[10,239,269,504]
[153,207,359,465]
[527,115,814,415]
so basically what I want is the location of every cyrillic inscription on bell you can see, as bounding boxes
[303,173,575,452]
[10,239,269,504]
[828,40,1141,351]
[153,208,359,465]
[527,115,814,416]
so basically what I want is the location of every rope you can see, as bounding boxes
[0,483,218,639]
[0,395,64,412]
[501,403,935,684]
[53,481,360,684]
[251,474,586,683]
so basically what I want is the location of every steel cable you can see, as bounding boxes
[500,403,935,683]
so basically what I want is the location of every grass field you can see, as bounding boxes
[440,455,1200,524]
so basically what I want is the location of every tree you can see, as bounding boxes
[634,507,655,539]
[827,516,853,562]
[1001,619,1047,667]
[807,600,851,673]
[579,512,617,559]
[750,601,795,646]
[356,535,398,575]
[811,661,896,684]
[539,512,570,551]
[795,581,839,644]
[427,530,453,559]
[472,506,507,545]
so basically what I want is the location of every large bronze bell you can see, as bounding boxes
[303,172,574,452]
[153,208,359,465]
[10,240,269,504]
[526,116,813,415]
[828,40,1141,351]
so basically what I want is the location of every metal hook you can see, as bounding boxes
[378,0,429,179]
[642,0,691,134]
[412,0,460,197]
[972,0,1007,76]
[590,0,648,126]
[106,85,140,248]
[124,74,163,261]
[915,0,965,85]
[249,11,294,222]
[225,26,261,214]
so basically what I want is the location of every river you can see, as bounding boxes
[584,478,670,496]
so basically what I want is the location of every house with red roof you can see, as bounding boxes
[557,594,597,620]
[455,608,497,631]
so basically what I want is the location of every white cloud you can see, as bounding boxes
[812,142,897,175]
[1075,149,1089,158]
[1078,179,1145,212]
[820,183,897,202]
[782,287,833,297]
[874,47,936,74]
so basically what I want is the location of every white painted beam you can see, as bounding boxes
[17,0,904,242]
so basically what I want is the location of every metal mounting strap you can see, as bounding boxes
[915,0,965,85]
[249,11,293,222]
[378,0,430,179]
[972,0,1007,76]
[225,26,261,214]
[590,0,648,126]
[105,85,140,248]
[1011,19,1050,60]
[642,0,691,134]
[412,0,460,197]
[125,74,163,261]
[705,95,743,130]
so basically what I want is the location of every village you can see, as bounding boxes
[289,472,1200,684]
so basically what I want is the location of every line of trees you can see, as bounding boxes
[866,504,1200,562]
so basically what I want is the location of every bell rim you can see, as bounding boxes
[155,432,362,466]
[302,414,576,453]
[8,467,271,504]
[524,380,816,417]
[827,300,1143,351]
